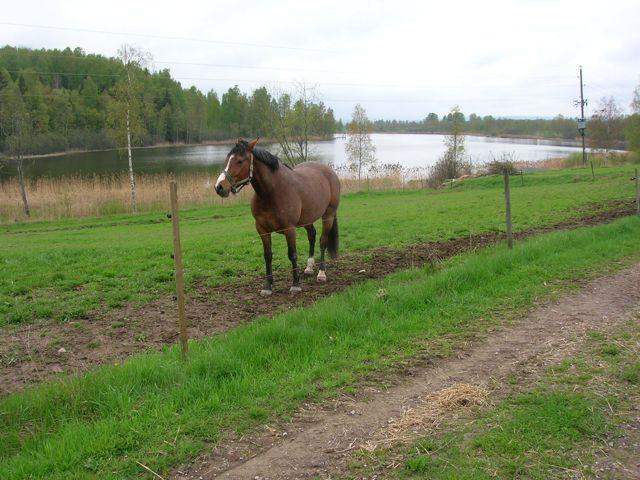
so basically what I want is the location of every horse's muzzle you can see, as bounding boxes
[215,183,230,198]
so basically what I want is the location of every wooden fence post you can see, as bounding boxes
[590,160,595,181]
[169,181,188,360]
[503,170,513,249]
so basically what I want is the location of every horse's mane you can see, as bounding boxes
[254,147,283,170]
[232,139,290,170]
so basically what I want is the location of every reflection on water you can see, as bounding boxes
[1,134,587,181]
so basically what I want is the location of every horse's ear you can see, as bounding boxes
[236,137,245,145]
[247,137,259,152]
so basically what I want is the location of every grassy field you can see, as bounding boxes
[383,321,640,479]
[1,165,637,326]
[1,216,639,479]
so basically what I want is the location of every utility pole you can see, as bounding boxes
[574,65,588,166]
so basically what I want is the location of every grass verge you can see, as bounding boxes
[0,216,639,478]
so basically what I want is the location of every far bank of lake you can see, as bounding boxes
[1,134,590,181]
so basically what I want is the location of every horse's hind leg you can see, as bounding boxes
[284,227,301,293]
[317,214,334,282]
[303,224,316,275]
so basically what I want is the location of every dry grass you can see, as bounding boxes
[362,383,488,451]
[0,172,254,222]
[0,167,431,223]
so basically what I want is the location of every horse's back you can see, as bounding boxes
[292,161,337,186]
[293,162,340,199]
[291,162,340,222]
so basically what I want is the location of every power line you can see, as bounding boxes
[0,51,357,75]
[0,21,347,55]
[3,70,397,89]
[6,70,582,90]
[6,70,121,77]
[0,92,578,104]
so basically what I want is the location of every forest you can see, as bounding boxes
[0,45,337,155]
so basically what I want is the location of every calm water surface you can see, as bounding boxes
[1,134,587,181]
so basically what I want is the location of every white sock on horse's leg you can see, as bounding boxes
[317,270,327,282]
[304,257,315,275]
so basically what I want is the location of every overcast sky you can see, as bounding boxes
[1,0,639,121]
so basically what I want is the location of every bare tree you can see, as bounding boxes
[632,83,640,114]
[108,44,152,213]
[589,96,623,153]
[345,104,377,183]
[628,82,640,153]
[270,82,323,166]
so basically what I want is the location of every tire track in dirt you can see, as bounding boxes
[175,263,640,480]
[0,200,635,395]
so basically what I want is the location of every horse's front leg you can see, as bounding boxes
[284,227,301,293]
[258,226,273,296]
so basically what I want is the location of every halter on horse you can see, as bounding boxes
[215,138,341,295]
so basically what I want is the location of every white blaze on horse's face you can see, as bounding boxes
[215,155,234,197]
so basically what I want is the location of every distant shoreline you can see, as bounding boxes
[2,132,596,161]
[6,136,332,160]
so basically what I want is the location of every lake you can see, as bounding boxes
[1,134,587,181]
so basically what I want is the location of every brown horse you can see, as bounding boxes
[215,138,340,295]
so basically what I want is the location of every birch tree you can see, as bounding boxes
[0,77,32,217]
[108,44,152,213]
[429,105,470,184]
[345,104,376,183]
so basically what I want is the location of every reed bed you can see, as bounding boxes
[0,165,431,223]
[0,172,251,222]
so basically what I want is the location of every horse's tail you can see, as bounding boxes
[327,214,339,259]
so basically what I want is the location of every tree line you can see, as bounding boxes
[371,110,630,146]
[0,45,337,156]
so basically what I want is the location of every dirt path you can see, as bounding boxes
[175,263,640,480]
[0,201,635,395]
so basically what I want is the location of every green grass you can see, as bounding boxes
[1,165,637,325]
[401,392,607,479]
[394,320,640,480]
[1,216,639,479]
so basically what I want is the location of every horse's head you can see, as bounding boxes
[215,138,259,197]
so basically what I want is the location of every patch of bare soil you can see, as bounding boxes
[0,200,635,395]
[174,263,640,480]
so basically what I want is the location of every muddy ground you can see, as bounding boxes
[0,200,635,394]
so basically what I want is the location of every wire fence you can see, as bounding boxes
[164,164,639,302]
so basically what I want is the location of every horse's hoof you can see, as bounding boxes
[260,289,273,296]
[290,285,302,293]
[304,258,315,275]
[317,271,327,283]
